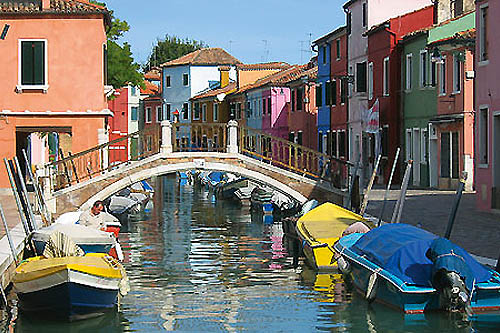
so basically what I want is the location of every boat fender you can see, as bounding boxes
[115,242,124,261]
[337,257,351,274]
[366,269,381,302]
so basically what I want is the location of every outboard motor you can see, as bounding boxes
[426,238,473,313]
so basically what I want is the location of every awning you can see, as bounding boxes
[429,113,464,124]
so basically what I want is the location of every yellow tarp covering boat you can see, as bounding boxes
[296,202,366,271]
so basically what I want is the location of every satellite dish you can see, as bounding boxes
[216,93,226,102]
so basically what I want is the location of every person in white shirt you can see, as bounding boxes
[79,200,105,230]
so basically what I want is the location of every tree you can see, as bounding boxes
[144,35,208,71]
[91,1,143,89]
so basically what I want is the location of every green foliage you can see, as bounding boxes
[144,35,208,70]
[107,41,144,90]
[91,1,143,89]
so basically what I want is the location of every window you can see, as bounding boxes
[297,131,303,145]
[230,103,236,119]
[182,103,189,120]
[325,81,332,106]
[20,40,47,89]
[166,75,171,87]
[430,61,437,87]
[331,131,338,157]
[267,98,271,115]
[326,131,332,155]
[291,89,296,112]
[336,39,341,60]
[166,104,171,120]
[236,102,242,119]
[441,132,459,178]
[439,57,446,95]
[479,5,489,62]
[213,103,219,122]
[452,0,463,18]
[193,102,200,120]
[316,84,323,107]
[420,50,428,88]
[421,128,428,163]
[362,2,367,28]
[347,12,352,35]
[131,86,137,96]
[405,54,413,91]
[381,125,389,157]
[453,53,461,93]
[356,62,367,93]
[318,132,323,153]
[131,107,138,121]
[479,107,488,165]
[340,78,346,104]
[338,131,346,158]
[322,46,327,64]
[156,106,163,122]
[368,62,373,100]
[323,133,328,155]
[246,101,251,118]
[296,88,303,111]
[289,132,295,142]
[202,104,207,122]
[383,57,389,96]
[183,73,189,86]
[145,107,152,123]
[406,129,413,161]
[331,80,337,106]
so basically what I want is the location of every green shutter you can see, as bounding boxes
[21,41,44,85]
[33,41,45,85]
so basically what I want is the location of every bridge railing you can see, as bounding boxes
[38,126,161,191]
[172,122,228,152]
[239,125,353,190]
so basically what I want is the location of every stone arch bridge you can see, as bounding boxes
[39,121,352,216]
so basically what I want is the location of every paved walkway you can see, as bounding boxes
[364,188,500,261]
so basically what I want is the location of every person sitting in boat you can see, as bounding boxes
[79,201,105,230]
[341,221,370,237]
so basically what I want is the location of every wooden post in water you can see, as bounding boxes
[391,160,413,223]
[4,158,31,236]
[346,154,361,210]
[378,148,400,226]
[444,172,468,240]
[360,154,382,216]
[14,156,38,231]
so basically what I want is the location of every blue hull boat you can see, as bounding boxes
[334,224,500,314]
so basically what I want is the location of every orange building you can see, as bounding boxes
[0,0,110,187]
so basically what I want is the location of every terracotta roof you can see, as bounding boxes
[0,0,107,14]
[236,62,290,71]
[144,69,161,81]
[191,82,237,101]
[160,48,241,67]
[140,80,159,95]
[237,65,308,93]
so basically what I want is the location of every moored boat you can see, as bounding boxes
[334,223,500,314]
[13,253,127,321]
[296,202,368,271]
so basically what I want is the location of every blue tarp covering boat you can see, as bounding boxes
[351,224,492,288]
[335,223,500,314]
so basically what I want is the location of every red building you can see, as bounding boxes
[330,26,348,161]
[287,63,318,150]
[367,6,435,183]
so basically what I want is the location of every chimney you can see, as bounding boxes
[218,66,230,88]
[42,0,50,10]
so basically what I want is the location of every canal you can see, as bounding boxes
[4,174,500,332]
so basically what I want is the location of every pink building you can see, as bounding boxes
[0,0,110,187]
[475,0,500,210]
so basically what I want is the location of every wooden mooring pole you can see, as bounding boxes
[378,148,400,226]
[444,172,468,240]
[391,160,412,223]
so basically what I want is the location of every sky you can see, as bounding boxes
[103,0,347,67]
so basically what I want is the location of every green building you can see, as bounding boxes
[400,31,437,188]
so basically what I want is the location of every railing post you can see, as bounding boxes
[160,120,173,155]
[227,120,238,154]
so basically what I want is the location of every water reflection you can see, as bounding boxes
[6,173,500,332]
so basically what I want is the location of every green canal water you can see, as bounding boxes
[4,174,500,332]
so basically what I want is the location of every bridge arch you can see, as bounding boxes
[80,160,309,211]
